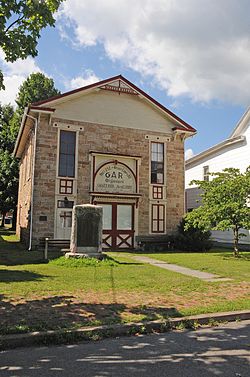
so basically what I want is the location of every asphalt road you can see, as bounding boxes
[0,320,250,377]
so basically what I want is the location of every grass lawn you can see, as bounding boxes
[0,229,249,335]
[130,250,250,281]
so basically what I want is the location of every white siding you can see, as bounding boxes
[185,121,250,246]
[211,229,250,245]
[185,123,250,189]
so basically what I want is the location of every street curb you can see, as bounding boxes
[1,310,249,350]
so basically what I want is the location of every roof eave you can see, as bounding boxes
[229,107,250,138]
[13,107,29,158]
[13,106,55,158]
[185,135,245,167]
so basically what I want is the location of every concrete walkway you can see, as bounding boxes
[132,256,232,282]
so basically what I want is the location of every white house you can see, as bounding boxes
[185,107,250,247]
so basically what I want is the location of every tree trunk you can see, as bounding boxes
[11,206,17,231]
[233,227,240,257]
[0,211,6,228]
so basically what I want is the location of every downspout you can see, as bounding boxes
[27,113,39,251]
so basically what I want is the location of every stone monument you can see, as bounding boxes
[65,204,103,259]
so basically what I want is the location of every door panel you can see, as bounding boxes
[56,210,72,239]
[101,203,134,249]
[102,204,112,230]
[117,204,132,230]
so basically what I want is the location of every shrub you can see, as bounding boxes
[173,218,212,252]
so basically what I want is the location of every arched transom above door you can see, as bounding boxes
[91,152,141,196]
[95,161,136,194]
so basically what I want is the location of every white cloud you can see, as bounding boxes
[0,51,42,106]
[58,0,250,106]
[67,70,100,90]
[185,148,194,160]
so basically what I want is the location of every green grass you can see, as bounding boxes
[133,250,250,281]
[0,229,249,335]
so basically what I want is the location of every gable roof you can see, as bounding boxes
[229,107,250,138]
[186,107,250,168]
[33,74,196,133]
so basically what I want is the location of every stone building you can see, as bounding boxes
[14,75,196,250]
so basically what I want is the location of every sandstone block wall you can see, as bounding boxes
[16,129,34,246]
[17,115,185,247]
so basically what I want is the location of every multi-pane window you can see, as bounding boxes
[58,130,76,177]
[203,165,209,181]
[152,186,163,199]
[151,142,164,184]
[151,204,165,233]
[59,179,73,194]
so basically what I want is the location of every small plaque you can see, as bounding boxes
[77,212,101,247]
[39,215,47,222]
[70,204,103,256]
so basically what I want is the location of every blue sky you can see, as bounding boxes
[1,0,249,158]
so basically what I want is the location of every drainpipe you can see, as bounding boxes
[27,113,39,251]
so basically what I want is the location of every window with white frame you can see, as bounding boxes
[58,130,76,177]
[203,165,209,181]
[151,142,164,184]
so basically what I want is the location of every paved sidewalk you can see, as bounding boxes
[1,320,249,377]
[132,256,232,282]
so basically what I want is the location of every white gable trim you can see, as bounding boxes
[186,135,246,168]
[230,107,250,138]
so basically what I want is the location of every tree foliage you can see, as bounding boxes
[0,0,64,89]
[0,103,17,227]
[0,149,19,227]
[0,103,15,150]
[185,167,250,256]
[15,72,60,111]
[12,72,60,135]
[0,72,60,228]
[174,218,212,252]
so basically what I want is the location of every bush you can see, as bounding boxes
[173,218,212,252]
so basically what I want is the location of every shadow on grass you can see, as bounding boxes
[0,248,62,266]
[113,261,143,266]
[0,294,182,335]
[0,269,48,283]
[0,229,63,266]
[216,253,250,261]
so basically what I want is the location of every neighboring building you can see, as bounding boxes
[185,108,250,247]
[14,75,196,250]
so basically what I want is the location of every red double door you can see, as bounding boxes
[100,203,135,249]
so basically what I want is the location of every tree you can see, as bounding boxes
[0,73,60,229]
[12,72,61,135]
[0,103,17,227]
[15,72,60,111]
[0,0,64,89]
[185,167,250,257]
[0,103,15,150]
[0,150,19,228]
